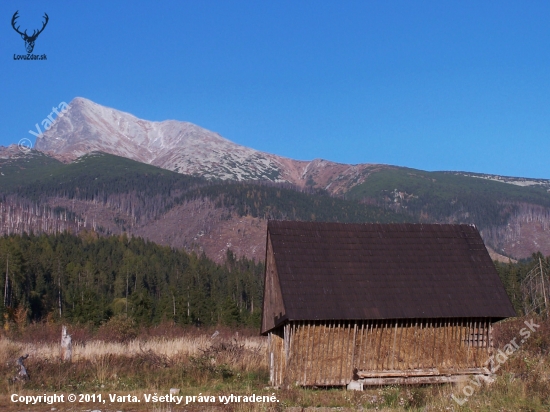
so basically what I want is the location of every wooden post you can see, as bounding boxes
[335,320,344,384]
[340,321,349,384]
[317,322,325,385]
[396,320,404,370]
[327,321,336,385]
[443,319,449,369]
[311,322,319,385]
[409,319,419,369]
[364,321,373,371]
[267,332,275,386]
[458,318,464,369]
[13,354,29,382]
[284,323,290,387]
[366,321,374,371]
[303,322,311,385]
[488,321,493,354]
[419,319,424,369]
[371,321,384,370]
[479,320,486,348]
[404,319,411,370]
[473,320,478,367]
[451,319,456,371]
[284,323,290,366]
[61,325,72,362]
[391,321,398,370]
[466,320,471,366]
[356,321,364,371]
[293,322,301,385]
[376,321,384,371]
[350,322,358,381]
[313,322,320,385]
[415,320,421,369]
[327,321,335,385]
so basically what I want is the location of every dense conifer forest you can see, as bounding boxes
[0,232,263,328]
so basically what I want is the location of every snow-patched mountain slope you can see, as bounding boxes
[35,97,382,192]
[35,98,288,181]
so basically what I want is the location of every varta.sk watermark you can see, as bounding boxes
[11,11,48,60]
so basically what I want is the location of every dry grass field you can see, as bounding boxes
[0,316,548,411]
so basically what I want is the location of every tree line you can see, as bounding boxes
[0,231,263,328]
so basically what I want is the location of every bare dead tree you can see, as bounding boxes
[61,326,72,362]
[521,257,550,317]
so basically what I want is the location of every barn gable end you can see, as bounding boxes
[261,234,286,334]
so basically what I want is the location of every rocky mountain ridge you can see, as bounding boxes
[34,97,387,195]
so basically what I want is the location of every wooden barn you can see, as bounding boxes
[261,221,516,388]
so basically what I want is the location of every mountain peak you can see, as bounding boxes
[34,97,291,181]
[71,96,96,106]
[33,97,379,191]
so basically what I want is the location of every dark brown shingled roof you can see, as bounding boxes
[266,221,516,325]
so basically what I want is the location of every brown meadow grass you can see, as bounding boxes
[0,317,547,411]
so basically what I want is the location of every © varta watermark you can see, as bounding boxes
[28,102,69,139]
[18,102,69,154]
[451,319,540,406]
[17,138,33,154]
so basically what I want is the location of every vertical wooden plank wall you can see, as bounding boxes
[268,328,285,387]
[273,318,493,387]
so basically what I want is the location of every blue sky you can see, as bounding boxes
[1,1,549,178]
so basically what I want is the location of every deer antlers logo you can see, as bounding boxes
[11,11,49,54]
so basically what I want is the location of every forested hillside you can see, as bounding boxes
[2,151,407,225]
[0,232,263,328]
[347,167,550,229]
[2,150,550,260]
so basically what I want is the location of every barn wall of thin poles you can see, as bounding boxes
[268,317,493,387]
